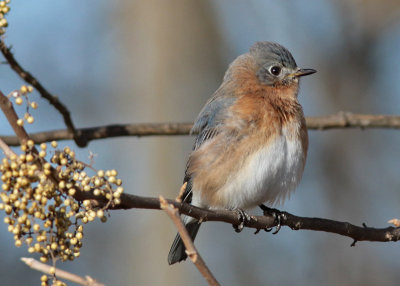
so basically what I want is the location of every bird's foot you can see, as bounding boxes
[259,204,284,235]
[232,208,251,233]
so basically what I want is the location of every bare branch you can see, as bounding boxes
[1,112,400,146]
[21,257,105,286]
[175,182,188,202]
[0,39,87,147]
[0,90,30,144]
[306,112,400,130]
[0,122,193,146]
[110,192,400,244]
[160,196,220,286]
[0,137,16,158]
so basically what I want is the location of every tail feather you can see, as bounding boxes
[168,220,201,265]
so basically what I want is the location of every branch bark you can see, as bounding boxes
[110,192,400,244]
[160,196,220,286]
[21,257,105,286]
[1,112,400,146]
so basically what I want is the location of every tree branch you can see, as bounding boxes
[160,196,220,286]
[0,39,87,147]
[1,112,400,146]
[112,192,400,244]
[0,90,31,145]
[21,257,105,286]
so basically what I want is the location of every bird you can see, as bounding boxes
[168,41,316,265]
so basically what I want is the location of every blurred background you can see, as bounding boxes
[1,0,400,285]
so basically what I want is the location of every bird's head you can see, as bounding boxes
[250,42,316,87]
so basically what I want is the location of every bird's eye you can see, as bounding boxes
[269,66,281,76]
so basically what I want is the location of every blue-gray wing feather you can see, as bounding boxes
[182,88,236,203]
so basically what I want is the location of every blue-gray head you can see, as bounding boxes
[250,42,316,86]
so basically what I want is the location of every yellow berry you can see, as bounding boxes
[26,154,34,162]
[40,143,47,150]
[0,18,8,28]
[20,85,28,94]
[34,243,41,252]
[97,209,104,218]
[68,188,76,196]
[15,97,23,105]
[27,116,34,124]
[33,224,40,231]
[30,101,38,109]
[76,232,83,240]
[16,119,24,126]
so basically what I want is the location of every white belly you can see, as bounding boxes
[217,129,306,209]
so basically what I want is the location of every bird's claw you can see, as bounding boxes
[233,209,251,233]
[259,204,284,235]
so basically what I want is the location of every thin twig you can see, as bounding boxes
[306,112,400,130]
[21,257,105,286]
[1,112,400,146]
[0,39,86,147]
[175,182,187,202]
[0,137,16,158]
[160,196,220,286]
[0,90,30,145]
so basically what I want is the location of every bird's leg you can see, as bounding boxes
[232,208,251,233]
[259,204,284,234]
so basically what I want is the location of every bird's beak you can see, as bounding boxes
[291,68,317,77]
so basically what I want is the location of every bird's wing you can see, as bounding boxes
[181,87,237,204]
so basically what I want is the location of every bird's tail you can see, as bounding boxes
[168,218,201,265]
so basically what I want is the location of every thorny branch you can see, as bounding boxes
[1,113,400,146]
[0,39,86,147]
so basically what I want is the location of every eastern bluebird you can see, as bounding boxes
[168,41,316,265]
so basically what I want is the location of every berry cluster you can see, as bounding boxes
[0,140,123,284]
[0,0,10,35]
[10,85,38,126]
